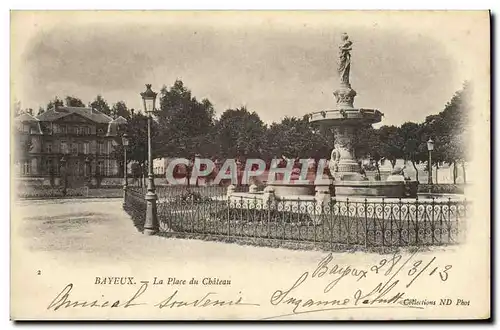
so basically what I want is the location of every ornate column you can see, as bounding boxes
[331,125,364,181]
[329,33,365,181]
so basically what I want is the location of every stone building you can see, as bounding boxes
[14,106,127,182]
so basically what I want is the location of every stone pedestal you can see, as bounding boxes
[333,84,357,109]
[332,125,360,179]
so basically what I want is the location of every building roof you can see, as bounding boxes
[112,116,128,124]
[14,112,43,134]
[15,112,39,122]
[36,106,113,124]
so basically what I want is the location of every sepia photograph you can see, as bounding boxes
[9,10,490,320]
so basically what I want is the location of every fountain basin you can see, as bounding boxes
[266,181,315,198]
[309,108,383,125]
[333,180,418,198]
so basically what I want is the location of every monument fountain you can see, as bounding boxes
[255,32,418,200]
[308,32,418,198]
[222,32,465,238]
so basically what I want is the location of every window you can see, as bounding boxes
[22,160,31,175]
[75,160,81,175]
[105,160,108,176]
[61,125,67,134]
[46,143,52,153]
[83,142,90,155]
[45,159,52,174]
[97,161,103,176]
[60,141,68,154]
[71,143,78,154]
[22,124,30,133]
[98,141,105,155]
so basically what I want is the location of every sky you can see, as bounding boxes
[11,11,484,127]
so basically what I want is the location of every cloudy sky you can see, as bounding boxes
[11,11,485,126]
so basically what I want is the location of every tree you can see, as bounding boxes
[123,111,161,186]
[440,81,472,183]
[37,106,45,116]
[215,107,267,159]
[89,95,112,116]
[46,97,64,111]
[416,81,472,184]
[112,101,130,119]
[377,125,405,169]
[65,96,85,107]
[155,80,215,157]
[354,126,383,179]
[400,122,425,182]
[266,116,326,160]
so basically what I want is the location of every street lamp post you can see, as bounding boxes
[427,138,434,186]
[85,156,91,186]
[60,156,67,196]
[122,133,129,206]
[141,84,159,235]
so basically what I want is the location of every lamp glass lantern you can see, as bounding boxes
[122,133,129,146]
[141,84,157,113]
[427,138,434,151]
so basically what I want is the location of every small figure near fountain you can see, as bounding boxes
[387,165,412,182]
[358,161,368,181]
[329,147,341,174]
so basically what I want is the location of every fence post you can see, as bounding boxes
[227,184,236,197]
[415,197,419,245]
[364,198,368,248]
[381,197,385,246]
[431,197,435,244]
[314,185,331,206]
[249,184,258,194]
[263,186,275,239]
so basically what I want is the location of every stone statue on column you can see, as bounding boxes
[333,33,357,109]
[338,32,353,87]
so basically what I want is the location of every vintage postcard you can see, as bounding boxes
[10,10,490,320]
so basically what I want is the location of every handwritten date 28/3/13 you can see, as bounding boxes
[369,249,453,287]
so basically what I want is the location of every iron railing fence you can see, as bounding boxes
[124,185,468,248]
[158,195,468,247]
[123,186,147,231]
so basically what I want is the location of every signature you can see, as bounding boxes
[265,248,453,319]
[47,283,259,311]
